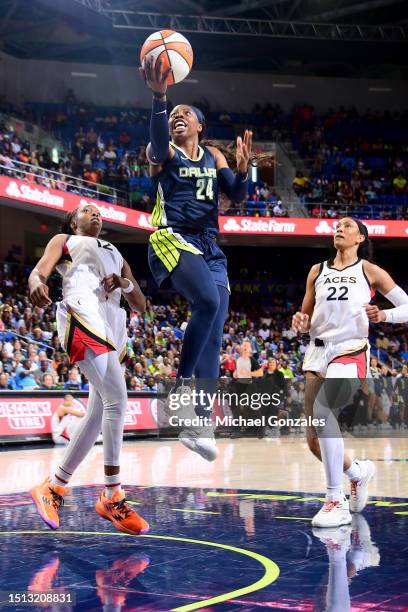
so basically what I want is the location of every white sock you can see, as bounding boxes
[51,466,72,488]
[345,459,362,481]
[319,436,345,501]
[104,473,121,499]
[326,485,345,502]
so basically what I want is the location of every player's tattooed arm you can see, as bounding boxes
[292,263,320,333]
[102,259,146,312]
[29,234,66,307]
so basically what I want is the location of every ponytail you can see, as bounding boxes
[353,218,374,262]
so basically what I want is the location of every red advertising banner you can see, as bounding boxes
[0,176,154,232]
[218,216,408,238]
[0,395,158,439]
[1,175,408,238]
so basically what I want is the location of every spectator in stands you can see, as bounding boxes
[15,358,37,389]
[64,366,83,391]
[33,359,53,385]
[0,372,14,390]
[292,172,309,196]
[273,200,286,217]
[39,372,57,390]
[393,174,407,193]
[143,376,158,392]
[279,359,294,380]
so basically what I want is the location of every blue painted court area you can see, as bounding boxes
[0,486,407,611]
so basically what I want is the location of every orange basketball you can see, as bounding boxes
[140,30,193,85]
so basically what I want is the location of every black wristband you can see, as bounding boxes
[151,91,166,99]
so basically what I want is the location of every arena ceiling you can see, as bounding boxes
[0,0,407,77]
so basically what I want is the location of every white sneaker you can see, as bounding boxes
[179,429,219,462]
[349,459,376,513]
[312,524,352,551]
[312,498,352,528]
[348,514,380,571]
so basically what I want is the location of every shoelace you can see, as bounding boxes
[49,488,64,511]
[112,498,133,520]
[322,501,340,513]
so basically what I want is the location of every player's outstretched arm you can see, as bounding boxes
[292,263,320,333]
[29,234,66,307]
[140,56,173,167]
[209,130,253,203]
[363,261,408,324]
[102,259,146,313]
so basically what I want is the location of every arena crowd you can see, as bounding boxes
[1,262,407,431]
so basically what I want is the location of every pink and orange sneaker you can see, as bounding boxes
[96,554,150,606]
[95,489,149,535]
[30,478,66,529]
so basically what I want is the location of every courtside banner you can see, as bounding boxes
[1,176,408,237]
[0,395,158,439]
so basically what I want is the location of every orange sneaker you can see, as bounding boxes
[95,489,149,535]
[30,478,66,530]
[96,554,150,606]
[28,556,60,597]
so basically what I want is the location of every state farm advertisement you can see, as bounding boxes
[219,216,408,238]
[0,395,158,439]
[0,176,154,232]
[1,175,408,238]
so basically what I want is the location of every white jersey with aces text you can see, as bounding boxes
[310,258,372,343]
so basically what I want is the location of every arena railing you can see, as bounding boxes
[0,159,131,207]
[1,159,404,221]
[0,329,55,357]
[303,201,406,220]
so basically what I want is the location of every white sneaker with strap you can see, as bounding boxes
[179,428,218,462]
[312,498,352,528]
[349,459,376,513]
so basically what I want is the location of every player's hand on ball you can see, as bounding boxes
[364,304,386,323]
[292,311,309,333]
[30,283,52,307]
[236,130,252,174]
[139,55,171,95]
[102,274,127,293]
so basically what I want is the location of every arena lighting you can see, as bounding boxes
[369,87,393,92]
[272,83,296,88]
[71,72,98,78]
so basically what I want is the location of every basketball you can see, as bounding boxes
[140,30,193,85]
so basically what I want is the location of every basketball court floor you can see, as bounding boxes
[0,437,407,610]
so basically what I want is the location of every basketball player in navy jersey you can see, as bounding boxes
[140,57,252,460]
[292,217,408,527]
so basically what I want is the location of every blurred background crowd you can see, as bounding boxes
[1,260,407,432]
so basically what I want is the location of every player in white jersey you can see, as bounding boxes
[292,217,408,528]
[28,203,150,536]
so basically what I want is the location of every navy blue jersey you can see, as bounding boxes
[150,142,219,232]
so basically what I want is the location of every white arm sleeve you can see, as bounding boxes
[383,286,408,324]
